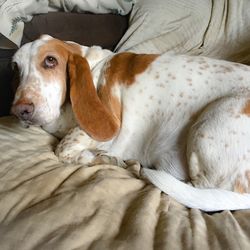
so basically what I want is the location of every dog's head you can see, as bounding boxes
[11,35,119,141]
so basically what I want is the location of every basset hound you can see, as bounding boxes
[11,35,250,211]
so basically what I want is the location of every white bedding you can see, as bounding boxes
[116,0,250,64]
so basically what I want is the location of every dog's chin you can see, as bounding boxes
[16,118,41,128]
[19,120,34,128]
[17,115,58,129]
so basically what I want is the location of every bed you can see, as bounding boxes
[1,0,250,249]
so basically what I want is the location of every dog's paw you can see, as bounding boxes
[92,152,127,167]
[55,144,101,165]
[55,143,126,167]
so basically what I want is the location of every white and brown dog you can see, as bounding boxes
[11,35,250,211]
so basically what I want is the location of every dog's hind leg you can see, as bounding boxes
[187,94,250,193]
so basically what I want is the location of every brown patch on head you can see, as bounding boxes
[241,100,250,116]
[36,38,83,105]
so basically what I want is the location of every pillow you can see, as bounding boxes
[116,0,250,64]
[0,0,48,49]
[49,0,134,15]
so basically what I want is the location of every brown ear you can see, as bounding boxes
[68,54,120,141]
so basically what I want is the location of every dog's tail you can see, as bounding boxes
[142,169,250,211]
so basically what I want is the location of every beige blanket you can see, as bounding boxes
[0,116,249,249]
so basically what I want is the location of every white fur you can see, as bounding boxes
[12,36,250,211]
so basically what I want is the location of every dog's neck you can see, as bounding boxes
[83,46,113,71]
[87,48,114,88]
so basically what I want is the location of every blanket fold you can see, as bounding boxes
[0,116,249,250]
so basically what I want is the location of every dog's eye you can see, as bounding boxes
[44,56,58,69]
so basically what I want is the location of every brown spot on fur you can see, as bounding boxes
[242,100,250,116]
[234,179,245,194]
[234,171,250,193]
[234,179,247,193]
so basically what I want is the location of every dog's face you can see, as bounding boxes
[11,35,84,126]
[11,35,120,141]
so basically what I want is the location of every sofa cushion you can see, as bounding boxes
[21,12,129,50]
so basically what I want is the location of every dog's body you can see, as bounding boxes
[11,35,250,211]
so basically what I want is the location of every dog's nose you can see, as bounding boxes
[12,102,34,121]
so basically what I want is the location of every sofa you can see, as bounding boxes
[1,1,250,249]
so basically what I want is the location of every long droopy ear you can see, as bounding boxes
[68,54,120,141]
